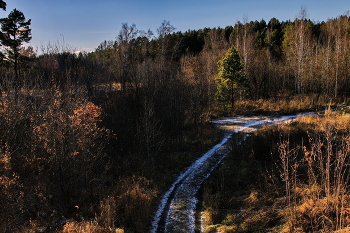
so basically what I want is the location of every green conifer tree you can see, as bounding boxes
[0,8,31,84]
[0,0,6,11]
[216,45,247,110]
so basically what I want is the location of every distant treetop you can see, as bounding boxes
[0,0,6,11]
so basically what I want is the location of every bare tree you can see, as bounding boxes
[114,23,139,91]
[157,20,175,39]
[283,7,313,94]
[157,20,176,63]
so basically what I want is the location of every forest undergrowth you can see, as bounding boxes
[0,85,225,233]
[201,108,350,233]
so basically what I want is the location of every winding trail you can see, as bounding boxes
[150,113,312,233]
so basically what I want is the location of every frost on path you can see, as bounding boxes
[150,113,311,233]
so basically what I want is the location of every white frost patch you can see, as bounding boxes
[150,133,232,233]
[150,113,312,233]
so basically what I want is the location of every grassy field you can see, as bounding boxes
[201,108,350,232]
[213,94,350,117]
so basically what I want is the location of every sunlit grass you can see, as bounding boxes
[220,94,349,116]
[201,109,350,232]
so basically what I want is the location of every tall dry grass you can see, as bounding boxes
[278,110,350,232]
[62,219,124,233]
[201,108,350,233]
[232,94,345,115]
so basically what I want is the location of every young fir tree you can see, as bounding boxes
[216,45,247,110]
[0,8,31,84]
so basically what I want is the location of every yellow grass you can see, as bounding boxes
[232,94,345,115]
[61,220,124,233]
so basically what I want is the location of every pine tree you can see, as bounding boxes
[216,45,247,110]
[0,8,31,84]
[0,0,5,11]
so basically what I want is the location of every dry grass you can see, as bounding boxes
[62,221,105,233]
[62,220,124,233]
[278,110,350,232]
[232,94,346,115]
[201,109,350,233]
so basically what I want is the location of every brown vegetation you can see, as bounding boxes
[0,8,350,233]
[201,109,350,232]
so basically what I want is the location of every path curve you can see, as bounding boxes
[150,113,312,233]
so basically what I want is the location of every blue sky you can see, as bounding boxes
[1,0,349,53]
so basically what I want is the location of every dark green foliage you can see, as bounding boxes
[223,26,233,42]
[216,46,248,109]
[0,9,32,53]
[250,19,267,48]
[266,18,284,57]
[0,8,31,82]
[0,0,5,10]
[179,29,207,55]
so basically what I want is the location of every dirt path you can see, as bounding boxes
[150,113,311,233]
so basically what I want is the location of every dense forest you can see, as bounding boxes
[1,0,350,231]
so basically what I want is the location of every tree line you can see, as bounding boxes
[91,9,350,113]
[1,2,350,231]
